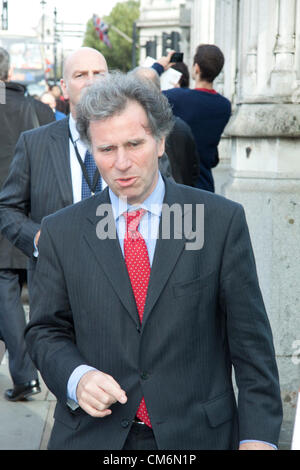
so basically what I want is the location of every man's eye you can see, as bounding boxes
[95,72,106,76]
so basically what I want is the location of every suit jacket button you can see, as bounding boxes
[140,372,148,380]
[121,419,130,428]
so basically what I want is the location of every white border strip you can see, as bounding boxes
[292,389,300,450]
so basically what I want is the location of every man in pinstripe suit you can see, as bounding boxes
[0,47,108,275]
[25,73,282,450]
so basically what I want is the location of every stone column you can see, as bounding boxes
[191,0,238,195]
[190,0,216,53]
[223,0,300,448]
[271,0,297,96]
[243,0,259,98]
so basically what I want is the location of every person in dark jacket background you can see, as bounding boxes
[152,44,231,192]
[131,66,199,187]
[0,47,54,401]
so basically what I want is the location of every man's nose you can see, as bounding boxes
[85,73,98,86]
[115,147,132,171]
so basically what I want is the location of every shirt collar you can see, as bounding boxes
[69,113,89,157]
[68,113,80,142]
[109,172,165,222]
[194,88,217,94]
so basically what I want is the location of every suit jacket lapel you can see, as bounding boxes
[49,117,73,206]
[82,189,139,326]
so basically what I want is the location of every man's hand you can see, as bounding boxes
[239,442,275,450]
[156,50,176,71]
[76,370,127,418]
[34,229,41,247]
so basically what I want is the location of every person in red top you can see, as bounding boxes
[152,45,231,192]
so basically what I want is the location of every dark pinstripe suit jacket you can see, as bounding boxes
[0,83,55,269]
[25,179,282,450]
[0,118,72,270]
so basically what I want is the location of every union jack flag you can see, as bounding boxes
[45,58,53,75]
[93,14,111,48]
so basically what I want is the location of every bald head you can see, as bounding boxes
[130,66,161,92]
[62,47,107,80]
[61,47,108,117]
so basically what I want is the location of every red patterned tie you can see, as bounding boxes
[123,209,152,428]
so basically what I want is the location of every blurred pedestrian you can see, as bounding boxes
[40,91,66,120]
[0,47,54,401]
[153,45,231,192]
[49,84,61,100]
[49,84,70,115]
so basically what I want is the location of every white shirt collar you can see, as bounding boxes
[68,113,89,160]
[68,114,80,143]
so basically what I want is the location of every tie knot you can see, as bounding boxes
[123,209,147,234]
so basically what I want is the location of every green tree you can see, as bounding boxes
[83,1,140,72]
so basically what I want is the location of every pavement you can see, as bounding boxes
[0,354,55,450]
[0,302,55,451]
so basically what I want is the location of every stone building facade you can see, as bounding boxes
[137,0,192,64]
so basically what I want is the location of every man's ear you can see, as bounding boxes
[193,63,201,79]
[60,77,69,100]
[157,137,165,158]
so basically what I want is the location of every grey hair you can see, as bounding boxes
[76,70,174,148]
[0,47,10,81]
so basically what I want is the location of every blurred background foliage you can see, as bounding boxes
[83,0,140,72]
